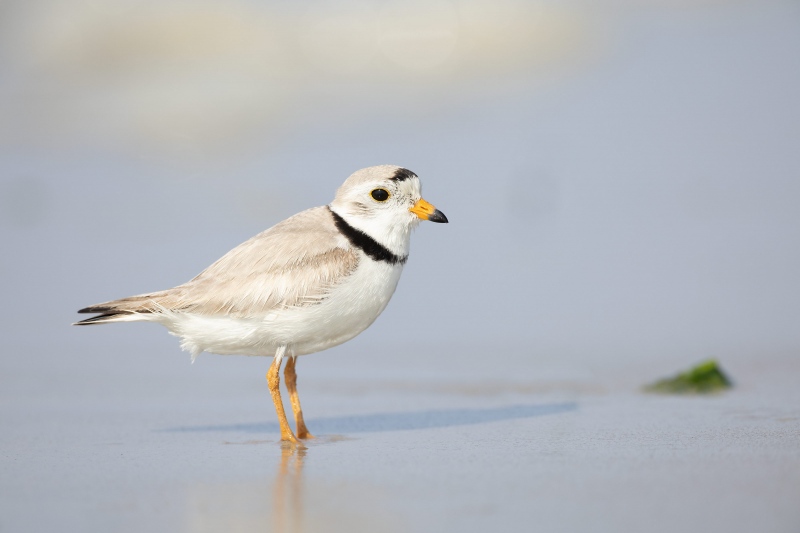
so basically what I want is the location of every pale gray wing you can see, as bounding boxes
[79,207,359,319]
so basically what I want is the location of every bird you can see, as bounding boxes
[74,165,448,444]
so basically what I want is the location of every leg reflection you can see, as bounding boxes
[273,442,307,533]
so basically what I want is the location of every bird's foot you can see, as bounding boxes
[279,435,307,450]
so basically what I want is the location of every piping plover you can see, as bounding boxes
[75,165,447,443]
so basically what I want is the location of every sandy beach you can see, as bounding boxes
[2,1,799,531]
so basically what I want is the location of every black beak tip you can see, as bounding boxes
[430,209,448,223]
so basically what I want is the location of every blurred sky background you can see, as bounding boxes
[1,0,799,382]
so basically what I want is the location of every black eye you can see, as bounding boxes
[371,188,390,202]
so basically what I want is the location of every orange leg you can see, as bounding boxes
[284,357,314,439]
[267,355,299,444]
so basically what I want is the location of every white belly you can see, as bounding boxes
[156,259,404,360]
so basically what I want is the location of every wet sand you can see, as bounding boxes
[2,1,800,531]
[2,342,798,533]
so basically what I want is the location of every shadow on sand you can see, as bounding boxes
[159,402,577,434]
[170,403,578,531]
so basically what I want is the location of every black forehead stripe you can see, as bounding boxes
[328,207,408,265]
[391,168,417,181]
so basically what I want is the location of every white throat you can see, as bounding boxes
[329,203,417,259]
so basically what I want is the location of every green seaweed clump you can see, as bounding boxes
[644,359,733,394]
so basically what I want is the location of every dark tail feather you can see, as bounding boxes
[78,305,110,314]
[73,312,131,325]
[74,292,168,326]
[74,303,151,326]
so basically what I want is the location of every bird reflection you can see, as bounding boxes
[272,443,307,533]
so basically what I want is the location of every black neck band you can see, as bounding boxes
[328,207,407,265]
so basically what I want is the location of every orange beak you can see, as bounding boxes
[410,198,448,223]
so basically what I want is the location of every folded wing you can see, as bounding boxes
[75,207,359,324]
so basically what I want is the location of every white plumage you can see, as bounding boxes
[75,165,447,443]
